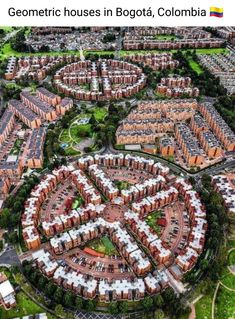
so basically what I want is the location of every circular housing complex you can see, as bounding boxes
[53,59,146,101]
[22,153,207,302]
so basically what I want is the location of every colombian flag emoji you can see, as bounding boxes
[210,7,223,17]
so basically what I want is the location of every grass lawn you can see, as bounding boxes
[64,146,80,156]
[0,43,80,61]
[194,293,213,319]
[90,107,108,121]
[85,48,229,57]
[1,291,54,319]
[59,130,71,143]
[215,286,235,319]
[228,250,235,265]
[188,58,204,75]
[115,181,130,191]
[88,236,118,256]
[154,34,176,40]
[70,124,92,139]
[220,271,235,290]
[0,26,14,32]
[9,139,24,156]
[72,196,84,209]
[145,211,162,235]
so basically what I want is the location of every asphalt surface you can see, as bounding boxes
[0,247,21,266]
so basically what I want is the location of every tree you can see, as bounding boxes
[64,291,75,308]
[0,208,10,228]
[45,282,57,298]
[54,304,65,317]
[89,114,97,125]
[141,296,153,310]
[86,299,97,311]
[119,300,129,313]
[108,301,119,315]
[153,294,164,308]
[75,296,83,310]
[54,287,63,304]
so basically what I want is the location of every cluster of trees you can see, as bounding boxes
[44,107,78,160]
[10,28,33,52]
[94,102,130,146]
[0,175,39,243]
[185,174,228,284]
[0,59,8,77]
[85,53,115,61]
[2,83,21,100]
[102,33,116,43]
[172,50,227,97]
[214,96,235,132]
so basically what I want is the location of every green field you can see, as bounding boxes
[0,43,80,61]
[1,291,54,319]
[0,26,14,32]
[228,250,235,265]
[85,48,229,57]
[188,58,204,75]
[194,292,213,319]
[88,236,118,256]
[215,286,235,319]
[154,34,176,40]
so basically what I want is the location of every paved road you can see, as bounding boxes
[75,312,145,319]
[0,247,21,266]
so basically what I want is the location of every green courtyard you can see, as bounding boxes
[59,106,108,156]
[145,211,162,235]
[87,236,118,256]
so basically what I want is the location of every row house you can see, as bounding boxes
[88,164,119,200]
[5,55,79,81]
[20,91,57,122]
[131,187,178,216]
[125,53,179,71]
[0,178,11,199]
[159,137,175,156]
[156,85,199,98]
[24,127,47,168]
[53,266,98,299]
[199,103,235,151]
[124,38,224,50]
[175,123,204,166]
[198,130,222,157]
[34,250,59,277]
[121,176,165,203]
[111,226,151,276]
[212,174,235,214]
[56,97,73,115]
[23,226,41,250]
[42,203,105,236]
[125,210,171,264]
[99,278,145,302]
[36,87,61,106]
[71,169,102,204]
[0,109,15,144]
[8,99,42,129]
